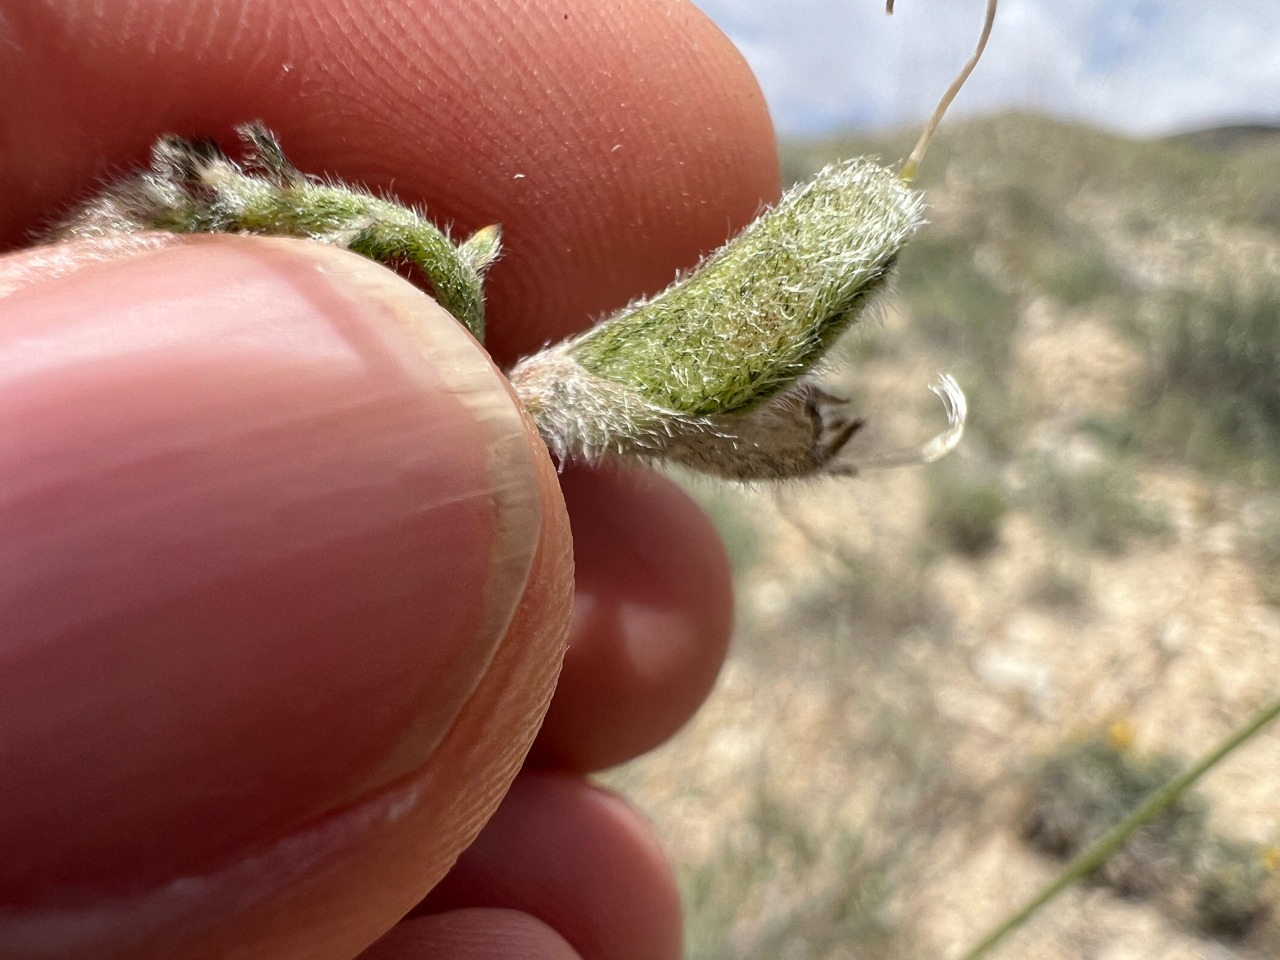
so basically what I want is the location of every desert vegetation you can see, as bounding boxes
[605,114,1280,959]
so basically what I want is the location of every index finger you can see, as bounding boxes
[1,0,780,365]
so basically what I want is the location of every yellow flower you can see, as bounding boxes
[1262,845,1280,875]
[1106,718,1136,753]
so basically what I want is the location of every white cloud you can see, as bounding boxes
[693,0,1280,137]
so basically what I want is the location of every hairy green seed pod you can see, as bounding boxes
[572,158,921,415]
[48,126,967,481]
[42,0,1002,482]
[509,158,944,479]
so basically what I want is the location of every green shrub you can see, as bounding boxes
[1023,734,1277,940]
[1193,837,1276,939]
[1034,244,1128,306]
[1024,461,1168,555]
[1022,735,1208,898]
[897,236,1019,378]
[1142,287,1280,470]
[925,465,1009,558]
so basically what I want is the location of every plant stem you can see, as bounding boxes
[955,691,1280,960]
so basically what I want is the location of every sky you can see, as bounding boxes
[691,0,1280,139]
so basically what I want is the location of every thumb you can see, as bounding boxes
[0,235,572,959]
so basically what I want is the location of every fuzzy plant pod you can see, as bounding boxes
[45,0,1000,483]
[508,159,966,479]
[45,128,964,482]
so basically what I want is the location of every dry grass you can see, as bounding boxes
[603,114,1280,960]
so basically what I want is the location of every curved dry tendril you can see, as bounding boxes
[893,0,999,183]
[847,375,966,470]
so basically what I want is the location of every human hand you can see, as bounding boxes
[0,1,778,957]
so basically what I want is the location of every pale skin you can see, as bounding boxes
[0,1,778,957]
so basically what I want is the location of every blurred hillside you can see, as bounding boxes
[606,113,1280,960]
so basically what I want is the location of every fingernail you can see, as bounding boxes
[0,236,541,897]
